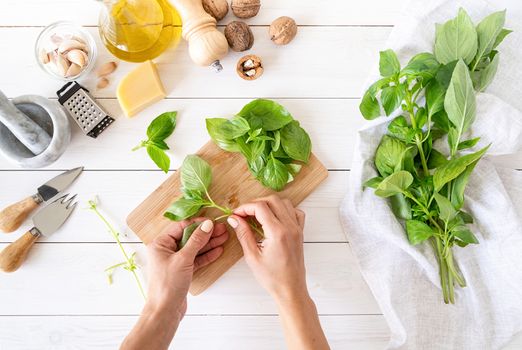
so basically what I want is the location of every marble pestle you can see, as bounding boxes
[0,90,52,155]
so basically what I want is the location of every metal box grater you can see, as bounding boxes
[57,82,115,138]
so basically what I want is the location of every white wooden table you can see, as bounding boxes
[0,1,520,349]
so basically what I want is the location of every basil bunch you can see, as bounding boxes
[133,112,177,173]
[206,99,312,191]
[360,9,510,304]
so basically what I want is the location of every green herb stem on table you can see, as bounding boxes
[87,198,146,299]
[360,8,510,303]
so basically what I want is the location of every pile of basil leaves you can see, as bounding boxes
[206,99,312,191]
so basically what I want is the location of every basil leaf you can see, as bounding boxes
[180,155,212,192]
[444,60,476,152]
[261,158,289,191]
[400,52,440,82]
[164,198,204,221]
[374,171,413,198]
[457,137,480,150]
[287,163,302,176]
[492,28,512,49]
[474,10,506,63]
[458,211,474,224]
[379,49,401,77]
[434,8,478,65]
[450,158,480,209]
[238,99,293,131]
[146,111,177,141]
[475,53,499,92]
[363,176,383,189]
[435,61,458,89]
[427,149,448,169]
[280,121,312,163]
[374,135,407,177]
[433,145,489,191]
[206,118,241,152]
[360,89,381,120]
[218,116,250,139]
[390,194,412,220]
[272,130,281,152]
[425,80,445,118]
[406,220,434,245]
[388,116,413,143]
[180,223,199,249]
[147,139,169,150]
[381,85,404,116]
[434,193,457,223]
[452,225,479,244]
[147,146,170,173]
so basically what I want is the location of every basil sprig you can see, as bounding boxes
[206,99,312,191]
[360,8,510,304]
[133,111,177,173]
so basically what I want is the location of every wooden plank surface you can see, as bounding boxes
[0,243,380,315]
[127,142,328,294]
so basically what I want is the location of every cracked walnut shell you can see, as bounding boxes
[237,55,263,80]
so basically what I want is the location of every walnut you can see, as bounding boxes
[224,21,254,52]
[237,54,263,80]
[269,16,297,45]
[202,0,229,21]
[231,0,260,19]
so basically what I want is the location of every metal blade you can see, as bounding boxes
[37,167,83,201]
[32,194,78,236]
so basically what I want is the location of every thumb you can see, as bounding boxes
[227,215,259,259]
[182,220,214,259]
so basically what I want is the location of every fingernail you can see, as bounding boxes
[200,220,214,233]
[227,217,238,228]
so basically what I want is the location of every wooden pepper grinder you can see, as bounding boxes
[169,0,228,71]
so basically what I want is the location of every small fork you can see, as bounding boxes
[0,194,78,272]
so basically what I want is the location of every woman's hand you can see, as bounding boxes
[227,195,330,350]
[121,218,228,350]
[146,218,229,317]
[227,195,307,302]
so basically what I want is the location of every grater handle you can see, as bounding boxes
[56,82,89,105]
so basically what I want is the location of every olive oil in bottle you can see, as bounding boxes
[97,0,182,62]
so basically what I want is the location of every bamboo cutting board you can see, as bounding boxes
[127,141,328,295]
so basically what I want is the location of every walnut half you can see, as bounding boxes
[237,55,263,80]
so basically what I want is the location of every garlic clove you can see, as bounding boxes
[65,63,82,78]
[97,77,110,89]
[50,33,63,46]
[66,49,88,68]
[58,39,87,53]
[51,52,71,77]
[38,49,50,64]
[97,61,118,77]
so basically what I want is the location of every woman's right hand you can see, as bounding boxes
[227,195,308,302]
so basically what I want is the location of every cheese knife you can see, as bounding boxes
[0,194,77,272]
[0,167,83,233]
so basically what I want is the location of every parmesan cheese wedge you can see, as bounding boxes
[116,60,166,117]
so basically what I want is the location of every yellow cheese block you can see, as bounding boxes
[117,60,166,117]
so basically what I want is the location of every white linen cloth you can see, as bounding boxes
[340,0,522,349]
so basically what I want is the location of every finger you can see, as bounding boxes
[198,230,229,254]
[161,220,189,241]
[233,201,279,229]
[296,209,306,230]
[150,232,178,253]
[282,198,299,225]
[211,222,227,238]
[228,215,259,259]
[194,246,224,271]
[256,195,293,223]
[181,220,214,259]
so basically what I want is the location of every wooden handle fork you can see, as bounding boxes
[0,230,39,272]
[0,196,40,233]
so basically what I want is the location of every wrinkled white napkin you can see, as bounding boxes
[340,0,522,349]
